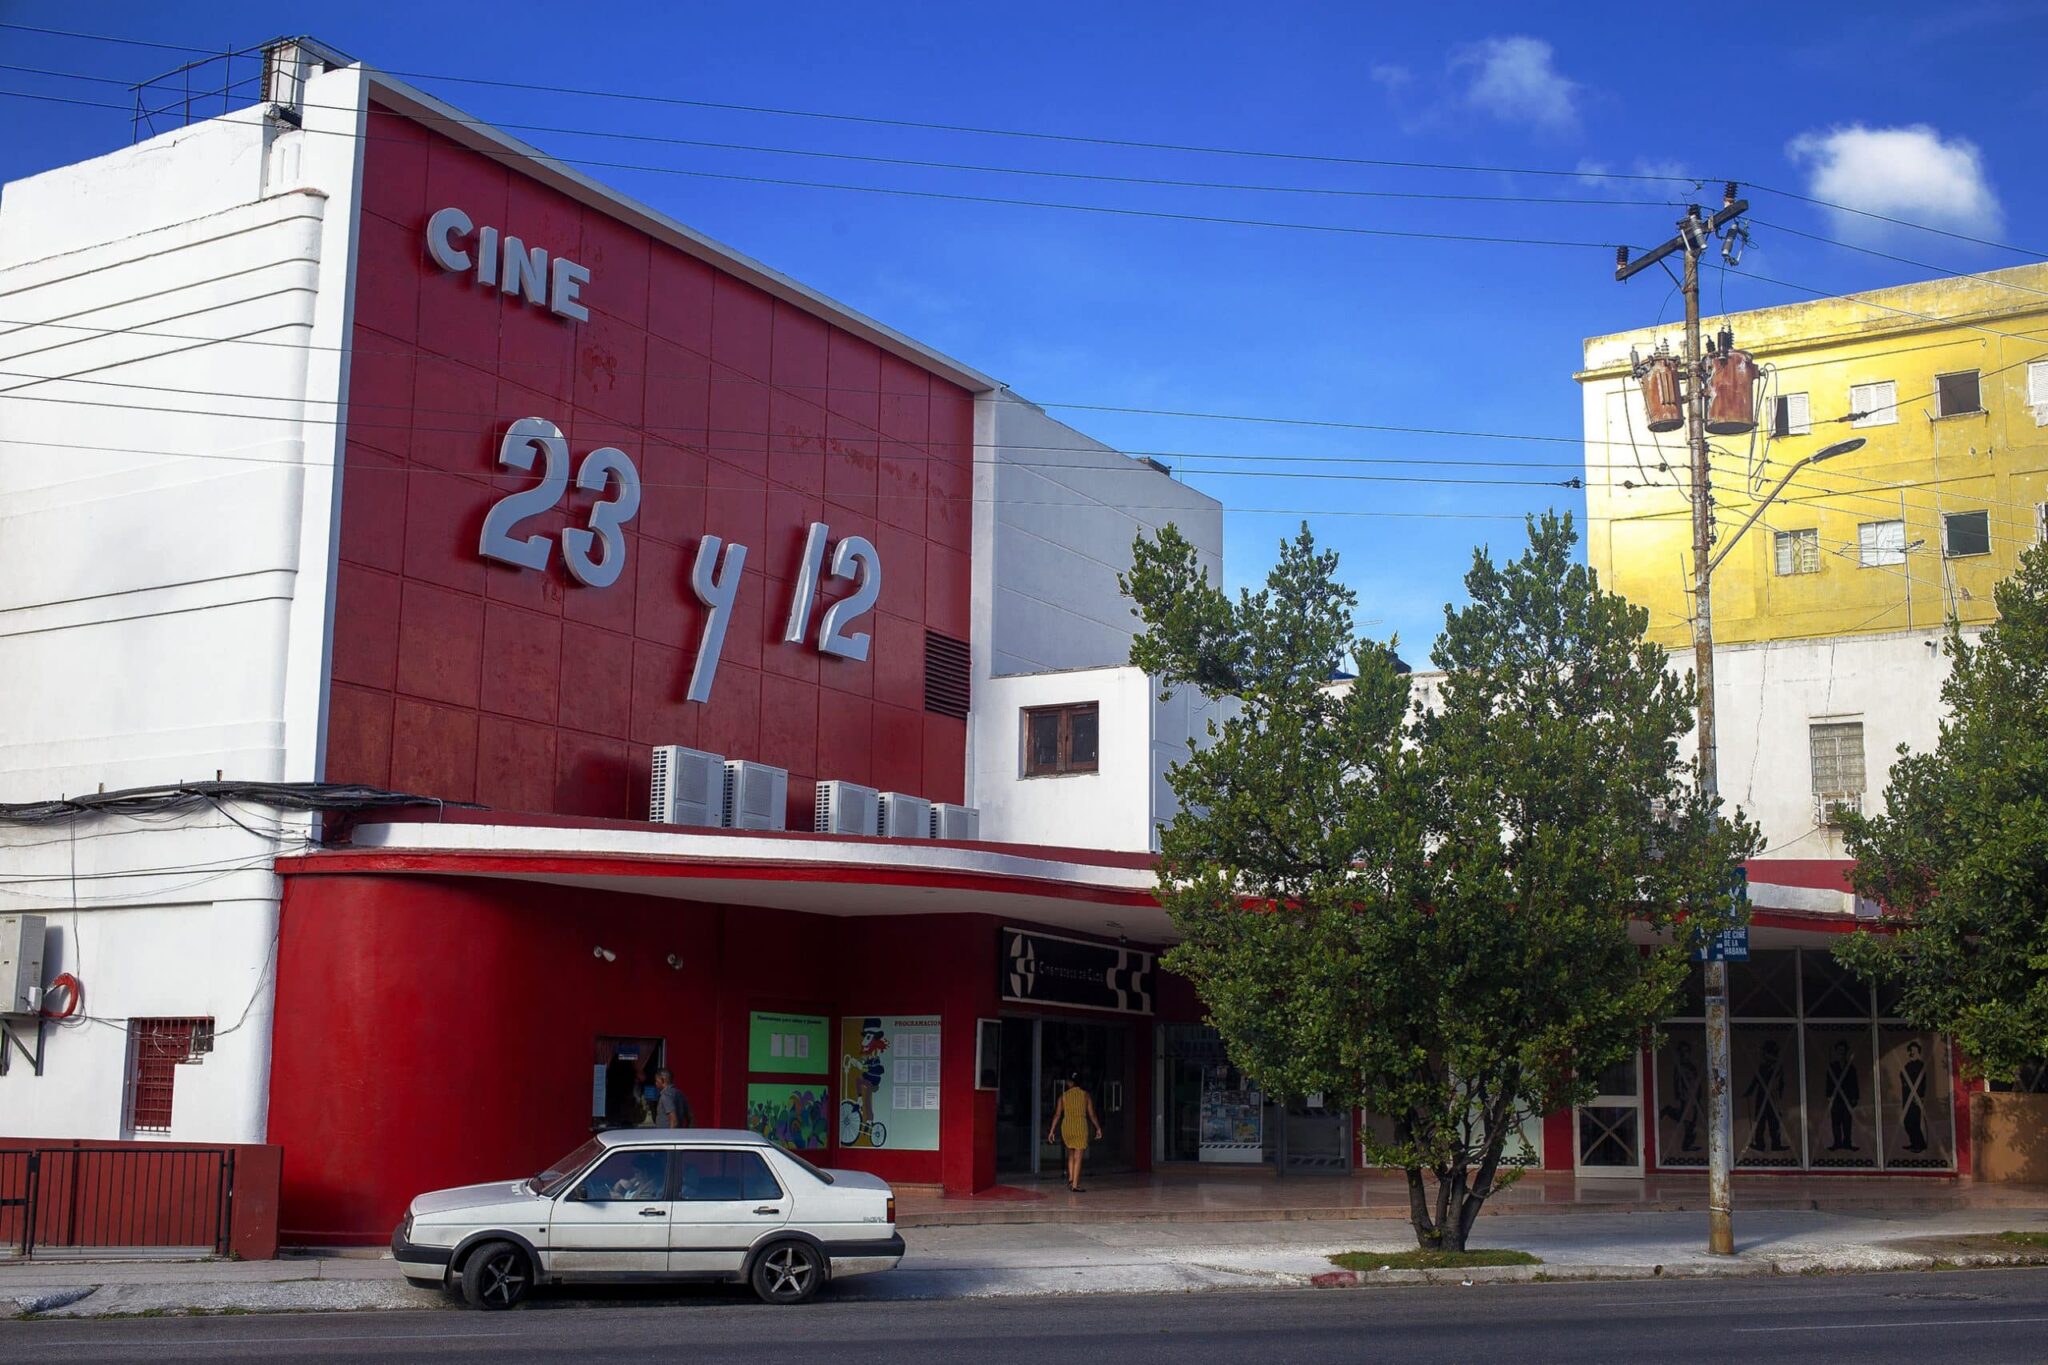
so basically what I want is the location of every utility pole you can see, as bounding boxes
[1616,186,1748,1258]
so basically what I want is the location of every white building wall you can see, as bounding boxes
[966,393,1225,850]
[0,62,369,1142]
[1709,625,1967,868]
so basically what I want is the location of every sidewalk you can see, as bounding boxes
[6,1206,2046,1317]
[897,1169,2048,1226]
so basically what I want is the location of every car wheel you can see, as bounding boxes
[751,1239,825,1305]
[460,1240,532,1310]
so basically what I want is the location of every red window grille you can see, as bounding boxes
[126,1017,214,1133]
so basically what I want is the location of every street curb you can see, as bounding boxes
[6,1287,98,1317]
[1307,1250,2048,1288]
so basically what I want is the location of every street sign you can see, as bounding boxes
[1695,926,1750,962]
[1695,867,1751,961]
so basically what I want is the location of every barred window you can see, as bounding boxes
[1774,529,1819,576]
[126,1017,214,1133]
[1809,722,1866,796]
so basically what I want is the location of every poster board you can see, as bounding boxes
[838,1015,941,1150]
[746,1082,831,1151]
[749,1012,829,1075]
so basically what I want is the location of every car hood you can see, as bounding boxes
[410,1180,540,1217]
[821,1169,891,1195]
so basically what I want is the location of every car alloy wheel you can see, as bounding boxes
[754,1241,822,1304]
[462,1241,530,1310]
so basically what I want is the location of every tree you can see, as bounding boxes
[1835,541,2048,1083]
[1124,513,1756,1251]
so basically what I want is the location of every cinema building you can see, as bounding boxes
[0,42,1982,1249]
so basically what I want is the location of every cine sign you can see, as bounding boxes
[477,417,880,703]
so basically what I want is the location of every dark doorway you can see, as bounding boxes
[993,1016,1136,1176]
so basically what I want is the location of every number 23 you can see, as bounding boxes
[478,417,642,588]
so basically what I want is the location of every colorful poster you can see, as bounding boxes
[837,1015,941,1151]
[749,1012,829,1075]
[746,1082,831,1151]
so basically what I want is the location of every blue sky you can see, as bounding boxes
[5,2,2042,663]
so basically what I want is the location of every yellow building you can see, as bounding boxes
[1578,263,2048,650]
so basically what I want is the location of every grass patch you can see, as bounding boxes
[1997,1231,2048,1250]
[1329,1248,1540,1272]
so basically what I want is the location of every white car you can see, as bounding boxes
[391,1129,904,1307]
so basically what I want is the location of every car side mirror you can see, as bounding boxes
[564,1185,589,1202]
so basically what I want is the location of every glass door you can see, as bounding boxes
[1575,1054,1644,1175]
[1036,1019,1135,1174]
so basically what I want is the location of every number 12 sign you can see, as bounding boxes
[477,416,882,704]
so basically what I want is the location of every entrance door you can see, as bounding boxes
[994,1017,1137,1175]
[1037,1019,1134,1174]
[1575,1055,1645,1175]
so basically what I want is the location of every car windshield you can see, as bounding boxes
[533,1137,607,1196]
[782,1150,834,1185]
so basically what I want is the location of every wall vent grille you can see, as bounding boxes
[924,631,971,719]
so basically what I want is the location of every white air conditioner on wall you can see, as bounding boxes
[722,761,789,831]
[877,792,933,838]
[1815,791,1862,826]
[929,802,980,841]
[649,745,725,827]
[814,780,881,836]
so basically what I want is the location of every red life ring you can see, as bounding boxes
[41,973,81,1021]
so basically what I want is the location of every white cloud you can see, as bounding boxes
[1785,124,2003,234]
[1450,36,1578,132]
[1369,63,1413,92]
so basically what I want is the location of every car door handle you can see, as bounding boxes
[753,1206,783,1215]
[638,1208,667,1217]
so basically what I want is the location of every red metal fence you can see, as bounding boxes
[0,1142,278,1258]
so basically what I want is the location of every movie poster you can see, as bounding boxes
[838,1015,941,1151]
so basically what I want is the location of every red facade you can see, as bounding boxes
[326,103,975,828]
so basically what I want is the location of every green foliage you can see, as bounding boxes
[1836,542,2048,1083]
[1123,515,1757,1250]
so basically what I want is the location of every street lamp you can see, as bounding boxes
[1707,438,1866,573]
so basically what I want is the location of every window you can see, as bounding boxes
[1773,528,1819,576]
[2035,502,2047,547]
[1935,370,1982,417]
[676,1149,782,1202]
[924,631,971,719]
[1772,392,1811,437]
[2029,361,2048,418]
[1849,380,1897,428]
[572,1149,672,1202]
[1943,510,1991,558]
[1809,721,1867,795]
[1022,702,1099,776]
[124,1017,214,1133]
[1858,519,1906,567]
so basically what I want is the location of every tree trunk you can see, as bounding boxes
[1403,1166,1439,1249]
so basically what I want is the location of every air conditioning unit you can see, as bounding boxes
[722,760,789,831]
[649,745,725,827]
[930,802,980,841]
[814,780,881,836]
[878,792,933,838]
[0,914,45,1018]
[1815,791,1862,827]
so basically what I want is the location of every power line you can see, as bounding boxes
[0,89,1630,253]
[0,63,1684,212]
[0,23,1715,187]
[10,21,2035,259]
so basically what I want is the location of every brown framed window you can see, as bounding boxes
[1022,703,1099,776]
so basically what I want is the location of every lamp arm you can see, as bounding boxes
[1706,455,1818,575]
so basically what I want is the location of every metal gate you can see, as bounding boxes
[0,1146,234,1257]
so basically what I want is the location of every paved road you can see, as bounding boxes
[6,1267,2048,1364]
